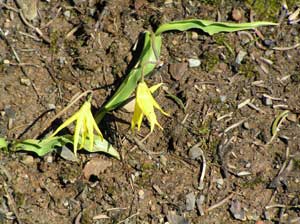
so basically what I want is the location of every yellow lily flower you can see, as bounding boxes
[131,81,169,132]
[50,100,103,156]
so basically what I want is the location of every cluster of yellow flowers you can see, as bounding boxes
[50,80,168,155]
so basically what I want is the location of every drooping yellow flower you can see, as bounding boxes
[50,100,103,156]
[131,81,169,132]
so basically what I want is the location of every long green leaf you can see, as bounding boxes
[155,19,278,36]
[271,110,289,136]
[13,135,120,159]
[95,31,162,122]
[14,136,72,157]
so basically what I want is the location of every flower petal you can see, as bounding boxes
[149,83,164,93]
[50,111,79,137]
[136,82,156,117]
[85,112,95,151]
[131,101,144,131]
[73,116,84,156]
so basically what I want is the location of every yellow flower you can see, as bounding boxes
[131,81,169,132]
[50,101,103,156]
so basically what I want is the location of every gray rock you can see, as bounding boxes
[235,50,247,64]
[262,95,272,106]
[229,200,246,221]
[188,58,201,68]
[188,144,202,160]
[160,155,167,166]
[167,211,189,224]
[185,192,195,211]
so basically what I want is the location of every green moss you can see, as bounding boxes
[106,186,115,197]
[214,33,234,54]
[239,176,266,189]
[49,31,60,54]
[245,0,298,20]
[293,158,300,170]
[13,191,26,207]
[238,62,258,79]
[199,0,222,5]
[81,209,92,224]
[141,161,155,171]
[201,51,219,72]
[291,71,300,83]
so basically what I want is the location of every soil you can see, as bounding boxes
[1,0,300,223]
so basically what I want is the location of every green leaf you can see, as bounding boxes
[155,19,278,36]
[165,91,185,112]
[82,135,120,160]
[14,136,72,157]
[95,31,162,122]
[0,137,8,151]
[271,110,289,136]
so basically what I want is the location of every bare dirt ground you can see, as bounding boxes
[1,0,300,223]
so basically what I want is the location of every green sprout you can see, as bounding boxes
[95,19,277,124]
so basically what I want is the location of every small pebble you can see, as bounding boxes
[286,113,298,122]
[188,58,201,68]
[196,195,205,216]
[138,189,145,200]
[263,39,275,48]
[264,50,274,56]
[46,155,54,163]
[8,118,13,129]
[235,50,247,64]
[216,178,224,189]
[20,78,31,86]
[185,192,195,211]
[262,95,272,106]
[3,59,10,64]
[230,200,246,221]
[164,0,173,5]
[188,145,202,160]
[232,8,243,21]
[220,95,226,102]
[63,10,71,18]
[160,155,167,166]
[243,122,250,130]
[245,162,251,168]
[47,104,56,110]
[63,200,69,207]
[21,155,34,165]
[191,31,198,40]
[122,99,135,113]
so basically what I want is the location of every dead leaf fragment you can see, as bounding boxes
[169,63,188,80]
[83,158,112,179]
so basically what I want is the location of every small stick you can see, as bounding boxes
[272,43,300,51]
[224,119,247,133]
[129,132,151,152]
[117,212,139,224]
[206,193,234,212]
[3,181,23,224]
[247,102,266,114]
[198,146,206,190]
